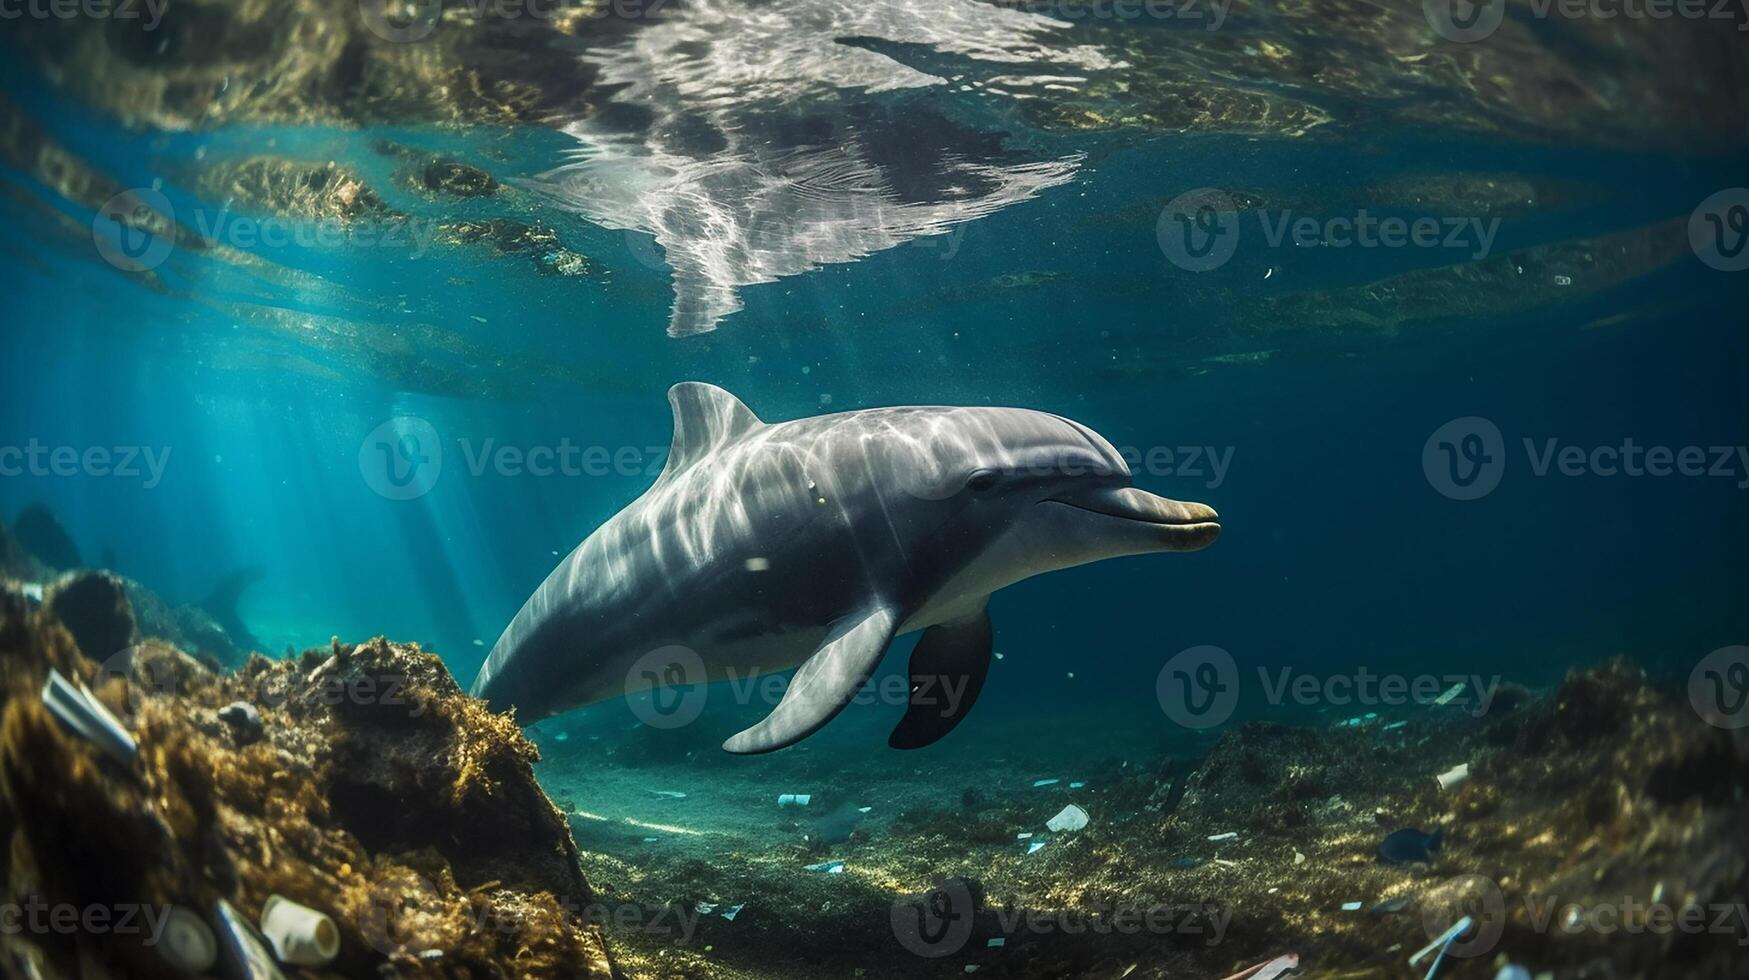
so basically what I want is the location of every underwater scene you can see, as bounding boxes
[2,0,1748,977]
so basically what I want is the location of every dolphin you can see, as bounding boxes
[470,383,1219,753]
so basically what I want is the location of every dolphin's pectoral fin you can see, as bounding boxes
[722,605,898,754]
[888,606,993,750]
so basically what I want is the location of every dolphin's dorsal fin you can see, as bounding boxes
[660,382,763,479]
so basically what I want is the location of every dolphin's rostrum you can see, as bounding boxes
[470,383,1220,753]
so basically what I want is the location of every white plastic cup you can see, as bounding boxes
[777,793,812,807]
[259,895,340,966]
[1436,763,1471,791]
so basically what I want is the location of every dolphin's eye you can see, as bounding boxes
[966,470,999,493]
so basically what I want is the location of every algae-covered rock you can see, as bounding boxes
[0,585,617,979]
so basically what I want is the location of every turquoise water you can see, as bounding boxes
[2,0,1747,795]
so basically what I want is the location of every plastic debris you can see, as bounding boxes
[20,582,43,607]
[986,938,1006,948]
[803,861,844,873]
[1436,763,1471,791]
[214,898,287,980]
[695,902,717,914]
[1292,851,1306,865]
[1431,682,1466,706]
[1383,720,1408,731]
[1371,895,1413,916]
[857,806,872,813]
[1340,901,1363,911]
[1016,832,1034,839]
[1406,917,1462,966]
[157,907,217,973]
[1219,953,1299,980]
[1068,781,1086,789]
[651,790,687,799]
[1046,804,1089,833]
[259,895,339,967]
[40,668,137,765]
[1032,778,1059,787]
[1207,831,1238,842]
[777,793,811,807]
[1025,841,1047,855]
[1493,967,1531,980]
[720,903,745,922]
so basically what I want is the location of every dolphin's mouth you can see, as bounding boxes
[1044,487,1221,549]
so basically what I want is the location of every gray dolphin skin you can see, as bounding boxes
[469,383,1220,754]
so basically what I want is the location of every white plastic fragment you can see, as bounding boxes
[259,895,340,967]
[986,938,1006,948]
[1340,901,1363,911]
[1025,841,1046,855]
[1383,720,1407,731]
[1494,966,1531,980]
[1032,778,1059,787]
[157,907,217,973]
[1046,804,1089,833]
[720,903,745,922]
[1207,832,1238,842]
[857,806,872,813]
[804,861,844,873]
[696,902,718,915]
[1410,915,1472,967]
[1016,832,1034,840]
[1436,763,1471,791]
[777,793,812,807]
[651,790,687,799]
[1068,781,1086,789]
[41,668,136,765]
[1431,682,1466,706]
[1218,953,1299,980]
